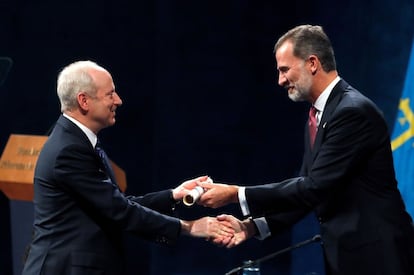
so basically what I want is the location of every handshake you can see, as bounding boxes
[173,176,256,248]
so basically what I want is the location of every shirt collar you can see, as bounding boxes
[314,76,341,112]
[62,113,98,147]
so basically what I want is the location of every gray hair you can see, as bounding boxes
[57,60,103,112]
[274,25,336,72]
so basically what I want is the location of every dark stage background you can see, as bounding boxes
[1,1,413,274]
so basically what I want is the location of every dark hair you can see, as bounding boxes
[274,25,336,72]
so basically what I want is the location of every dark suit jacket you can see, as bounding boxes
[245,80,414,275]
[22,115,181,275]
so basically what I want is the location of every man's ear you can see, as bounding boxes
[77,92,90,111]
[308,55,319,75]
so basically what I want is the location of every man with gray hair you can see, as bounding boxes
[22,60,233,275]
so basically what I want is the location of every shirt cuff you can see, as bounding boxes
[252,217,271,240]
[238,186,250,216]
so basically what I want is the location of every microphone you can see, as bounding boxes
[0,57,13,87]
[224,234,322,275]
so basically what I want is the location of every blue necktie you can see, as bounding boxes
[95,140,117,185]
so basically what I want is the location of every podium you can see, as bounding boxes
[0,134,127,201]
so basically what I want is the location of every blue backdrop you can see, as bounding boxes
[1,1,413,274]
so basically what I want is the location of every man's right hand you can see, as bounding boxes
[211,214,256,248]
[197,182,239,208]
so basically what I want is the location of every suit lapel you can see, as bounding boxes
[311,79,350,155]
[55,115,118,187]
[56,115,94,150]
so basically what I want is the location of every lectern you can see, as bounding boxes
[0,134,127,201]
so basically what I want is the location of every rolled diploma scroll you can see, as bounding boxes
[183,186,205,206]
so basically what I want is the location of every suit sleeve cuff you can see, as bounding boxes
[169,189,181,211]
[252,217,271,240]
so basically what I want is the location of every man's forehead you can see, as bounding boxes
[275,42,297,68]
[276,41,294,59]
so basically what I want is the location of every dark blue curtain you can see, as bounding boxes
[1,1,413,274]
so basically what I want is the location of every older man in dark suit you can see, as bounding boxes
[22,60,233,275]
[198,25,414,275]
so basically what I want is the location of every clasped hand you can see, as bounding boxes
[175,176,252,248]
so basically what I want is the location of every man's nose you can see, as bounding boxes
[114,92,123,106]
[278,73,287,87]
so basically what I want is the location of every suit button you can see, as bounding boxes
[318,216,323,224]
[157,236,170,244]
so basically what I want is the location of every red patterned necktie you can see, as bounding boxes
[308,106,318,148]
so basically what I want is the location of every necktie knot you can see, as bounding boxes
[309,106,317,118]
[95,141,107,160]
[95,140,117,186]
